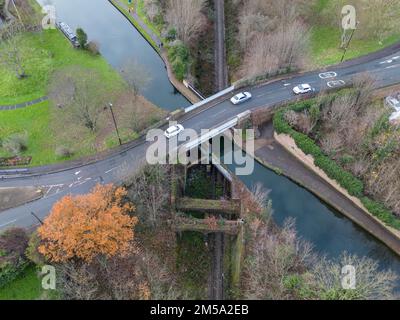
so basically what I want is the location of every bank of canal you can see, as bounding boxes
[41,0,400,286]
[38,0,190,111]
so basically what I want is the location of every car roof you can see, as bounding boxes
[236,93,246,98]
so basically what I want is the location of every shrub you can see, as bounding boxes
[168,41,189,81]
[166,28,177,42]
[2,132,28,155]
[87,41,100,55]
[25,232,46,267]
[76,28,88,49]
[0,228,30,287]
[273,97,400,230]
[55,146,74,158]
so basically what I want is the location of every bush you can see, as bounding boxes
[168,41,189,81]
[87,41,100,55]
[166,28,177,42]
[273,98,400,230]
[25,232,46,267]
[0,228,30,288]
[55,146,74,158]
[2,132,28,155]
[76,28,88,49]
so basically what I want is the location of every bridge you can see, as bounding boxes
[1,43,400,231]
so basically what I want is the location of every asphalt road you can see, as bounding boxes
[1,50,400,230]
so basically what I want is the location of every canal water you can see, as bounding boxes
[39,0,400,285]
[37,0,190,110]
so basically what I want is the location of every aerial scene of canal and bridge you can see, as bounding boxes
[1,0,400,306]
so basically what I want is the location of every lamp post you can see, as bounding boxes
[31,212,43,225]
[107,102,122,146]
[341,21,359,63]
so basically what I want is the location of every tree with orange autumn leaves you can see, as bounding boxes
[38,184,137,263]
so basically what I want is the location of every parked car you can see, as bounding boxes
[230,92,252,105]
[293,84,314,95]
[164,124,184,139]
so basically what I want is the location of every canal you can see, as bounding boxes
[40,0,400,284]
[38,0,190,110]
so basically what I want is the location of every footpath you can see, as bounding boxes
[253,122,400,256]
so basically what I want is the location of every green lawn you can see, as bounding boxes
[310,0,400,66]
[0,266,43,300]
[0,29,124,105]
[310,26,400,66]
[0,101,57,166]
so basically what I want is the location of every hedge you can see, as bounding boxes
[273,98,400,231]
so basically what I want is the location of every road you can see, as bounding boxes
[1,48,400,230]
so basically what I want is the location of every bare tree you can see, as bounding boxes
[0,21,26,79]
[49,66,112,132]
[309,253,398,300]
[126,164,171,227]
[240,20,310,78]
[165,0,207,44]
[242,217,315,300]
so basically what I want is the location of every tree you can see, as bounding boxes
[126,165,170,227]
[38,184,137,263]
[48,66,111,132]
[0,228,29,287]
[0,21,26,79]
[165,0,206,44]
[309,253,398,300]
[76,27,88,49]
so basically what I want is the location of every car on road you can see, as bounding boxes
[230,92,252,105]
[293,84,314,95]
[164,124,184,139]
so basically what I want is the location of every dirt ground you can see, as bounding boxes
[0,187,44,212]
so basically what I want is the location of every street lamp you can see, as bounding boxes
[31,212,44,225]
[341,21,360,63]
[106,103,122,146]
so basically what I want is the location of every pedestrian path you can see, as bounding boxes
[0,96,48,111]
[112,0,162,49]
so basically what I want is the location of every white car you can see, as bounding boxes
[293,84,314,95]
[164,124,184,139]
[230,92,252,105]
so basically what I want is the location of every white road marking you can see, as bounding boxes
[319,72,337,79]
[0,219,17,228]
[385,64,400,69]
[379,56,400,65]
[105,167,119,174]
[327,80,346,88]
[74,171,81,175]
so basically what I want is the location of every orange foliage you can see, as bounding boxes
[38,184,137,263]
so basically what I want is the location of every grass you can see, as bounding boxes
[0,101,57,166]
[0,266,43,300]
[310,26,400,66]
[310,0,400,66]
[0,28,165,167]
[0,29,124,105]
